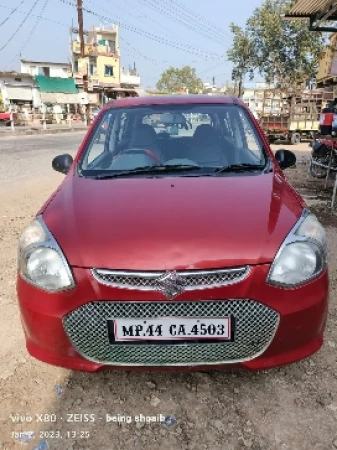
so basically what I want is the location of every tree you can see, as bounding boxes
[156,66,203,94]
[227,24,254,97]
[246,0,326,91]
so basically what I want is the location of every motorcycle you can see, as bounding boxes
[309,139,337,178]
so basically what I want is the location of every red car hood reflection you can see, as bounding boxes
[42,173,303,270]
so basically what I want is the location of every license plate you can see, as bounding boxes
[112,317,231,341]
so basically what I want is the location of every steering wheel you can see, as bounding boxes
[120,148,162,164]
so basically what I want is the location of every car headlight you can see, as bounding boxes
[18,216,75,292]
[267,210,327,287]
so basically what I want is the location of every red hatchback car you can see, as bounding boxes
[16,95,329,372]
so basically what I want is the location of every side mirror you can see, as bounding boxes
[274,149,296,170]
[52,154,73,174]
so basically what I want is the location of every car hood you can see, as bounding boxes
[42,172,303,270]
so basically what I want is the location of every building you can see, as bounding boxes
[0,71,39,109]
[70,24,141,103]
[71,24,120,101]
[20,60,71,78]
[20,58,99,112]
[0,71,99,121]
[202,82,217,95]
[120,65,141,89]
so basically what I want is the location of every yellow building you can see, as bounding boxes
[71,25,121,99]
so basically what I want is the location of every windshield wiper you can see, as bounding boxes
[93,164,202,179]
[214,163,266,174]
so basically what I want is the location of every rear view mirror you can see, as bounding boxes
[274,149,296,170]
[52,154,73,174]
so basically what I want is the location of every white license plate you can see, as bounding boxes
[113,317,231,341]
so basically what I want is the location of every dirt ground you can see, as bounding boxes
[0,137,336,450]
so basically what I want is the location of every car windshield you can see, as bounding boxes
[78,103,266,177]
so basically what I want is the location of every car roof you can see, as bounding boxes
[102,94,246,111]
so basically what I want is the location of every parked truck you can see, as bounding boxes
[250,88,334,144]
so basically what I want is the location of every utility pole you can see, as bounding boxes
[76,0,90,125]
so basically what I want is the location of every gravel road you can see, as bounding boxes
[0,134,336,450]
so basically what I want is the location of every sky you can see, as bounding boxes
[0,0,264,88]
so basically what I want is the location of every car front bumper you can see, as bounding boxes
[16,264,329,372]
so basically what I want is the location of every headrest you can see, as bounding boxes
[193,124,219,146]
[130,124,157,147]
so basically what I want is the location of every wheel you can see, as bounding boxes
[290,133,301,145]
[309,158,328,178]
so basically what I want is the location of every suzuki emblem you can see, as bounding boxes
[155,271,187,299]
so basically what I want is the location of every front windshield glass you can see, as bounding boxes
[78,104,266,176]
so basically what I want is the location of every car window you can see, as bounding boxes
[237,109,261,159]
[222,110,243,147]
[86,117,109,164]
[82,113,113,167]
[141,113,212,137]
[79,104,266,175]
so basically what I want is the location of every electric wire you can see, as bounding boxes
[94,0,186,42]
[59,0,222,59]
[0,1,225,79]
[0,1,25,27]
[0,3,69,27]
[119,42,200,66]
[198,58,228,77]
[9,0,51,65]
[136,0,224,46]
[162,0,232,41]
[136,0,234,46]
[82,0,231,84]
[119,36,167,71]
[82,0,231,82]
[91,10,229,86]
[0,0,41,52]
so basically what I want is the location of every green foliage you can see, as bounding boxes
[227,23,254,95]
[227,0,326,90]
[156,66,203,94]
[246,0,326,89]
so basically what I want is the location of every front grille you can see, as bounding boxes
[63,300,279,366]
[91,267,250,291]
